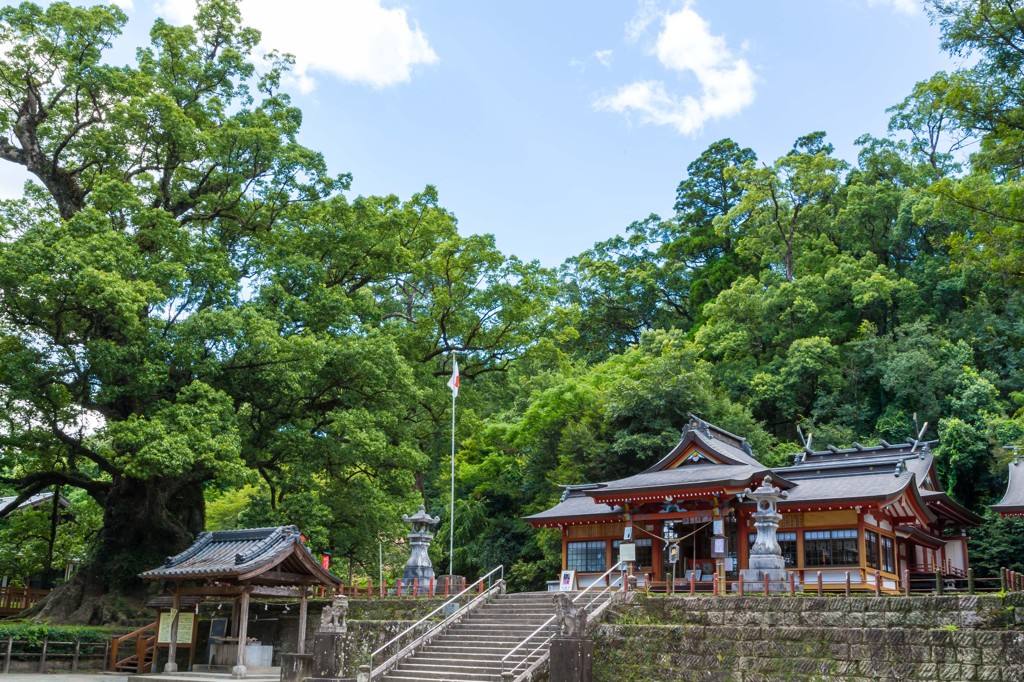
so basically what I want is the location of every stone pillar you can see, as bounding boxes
[549,637,593,682]
[310,595,349,680]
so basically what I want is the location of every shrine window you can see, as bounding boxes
[881,535,895,573]
[803,529,858,567]
[865,530,896,573]
[747,531,798,567]
[866,530,880,569]
[567,540,606,572]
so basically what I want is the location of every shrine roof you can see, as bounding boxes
[140,525,341,586]
[784,440,937,467]
[589,463,772,499]
[991,460,1024,515]
[0,492,70,513]
[522,488,622,524]
[921,490,985,525]
[777,467,919,505]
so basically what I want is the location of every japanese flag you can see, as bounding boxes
[447,356,460,397]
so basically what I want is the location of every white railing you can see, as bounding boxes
[365,566,505,680]
[500,564,623,682]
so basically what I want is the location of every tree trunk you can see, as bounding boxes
[34,474,205,624]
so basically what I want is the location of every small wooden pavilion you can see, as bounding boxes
[140,525,341,678]
[991,458,1024,518]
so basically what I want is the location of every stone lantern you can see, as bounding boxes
[738,475,798,592]
[402,505,440,587]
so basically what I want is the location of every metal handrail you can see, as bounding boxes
[368,566,504,680]
[500,564,624,681]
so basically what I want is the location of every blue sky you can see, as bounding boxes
[6,0,962,267]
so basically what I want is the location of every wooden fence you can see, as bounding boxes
[0,587,49,616]
[1,636,108,674]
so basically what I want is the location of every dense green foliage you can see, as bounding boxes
[1,0,1024,616]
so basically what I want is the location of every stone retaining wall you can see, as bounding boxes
[593,594,1024,682]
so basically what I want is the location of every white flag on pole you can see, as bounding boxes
[447,356,460,397]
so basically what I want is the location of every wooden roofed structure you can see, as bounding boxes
[140,525,341,678]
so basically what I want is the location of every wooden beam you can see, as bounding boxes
[297,589,308,656]
[251,571,318,586]
[234,591,250,677]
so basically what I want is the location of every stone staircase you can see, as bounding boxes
[378,590,579,682]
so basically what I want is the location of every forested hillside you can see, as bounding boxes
[0,0,1023,622]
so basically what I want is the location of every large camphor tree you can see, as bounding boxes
[0,0,343,621]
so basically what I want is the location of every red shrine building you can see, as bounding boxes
[525,416,982,592]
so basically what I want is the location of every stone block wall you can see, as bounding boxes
[593,594,1024,682]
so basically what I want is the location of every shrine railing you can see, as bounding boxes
[364,566,504,680]
[500,563,623,682]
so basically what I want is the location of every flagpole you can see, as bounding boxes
[449,356,456,577]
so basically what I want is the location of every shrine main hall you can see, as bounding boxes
[526,417,982,592]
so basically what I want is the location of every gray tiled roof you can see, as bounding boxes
[992,460,1024,512]
[139,525,340,585]
[524,422,981,527]
[523,491,621,522]
[0,492,69,511]
[595,463,767,496]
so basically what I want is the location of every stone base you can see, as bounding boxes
[736,568,798,593]
[312,632,349,679]
[281,653,312,682]
[549,636,593,682]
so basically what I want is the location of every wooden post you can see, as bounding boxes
[397,579,402,598]
[72,638,80,672]
[166,584,181,672]
[233,590,250,679]
[3,635,12,674]
[297,588,308,655]
[844,572,851,597]
[38,636,47,673]
[689,572,696,596]
[763,574,769,597]
[430,577,435,597]
[789,572,796,596]
[874,571,881,597]
[967,568,975,595]
[816,571,823,596]
[935,568,944,595]
[903,569,910,597]
[737,576,744,596]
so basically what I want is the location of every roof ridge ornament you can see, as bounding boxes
[894,459,906,477]
[235,525,293,565]
[165,531,212,567]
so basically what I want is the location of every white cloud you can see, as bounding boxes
[866,0,919,14]
[153,0,438,91]
[596,2,756,135]
[625,0,661,43]
[108,0,135,11]
[593,49,613,67]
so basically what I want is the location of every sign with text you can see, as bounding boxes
[157,611,195,645]
[711,536,728,558]
[559,570,576,591]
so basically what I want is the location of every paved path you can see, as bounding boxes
[1,671,128,675]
